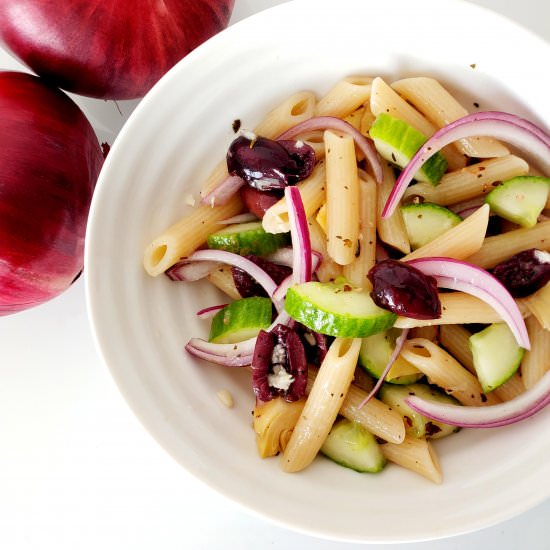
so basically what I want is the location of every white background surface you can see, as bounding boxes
[0,1,548,548]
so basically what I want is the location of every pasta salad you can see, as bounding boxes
[143,75,550,483]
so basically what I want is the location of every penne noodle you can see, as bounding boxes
[402,204,489,261]
[206,264,241,300]
[521,282,550,330]
[316,76,373,119]
[324,130,360,265]
[370,77,467,170]
[307,218,343,282]
[343,175,377,288]
[395,292,530,329]
[466,220,550,268]
[307,367,405,444]
[376,162,411,254]
[359,102,376,135]
[391,77,509,158]
[381,436,443,484]
[143,194,244,276]
[492,373,526,402]
[282,338,361,472]
[521,316,550,389]
[400,338,500,405]
[403,155,529,205]
[262,162,326,234]
[344,106,365,131]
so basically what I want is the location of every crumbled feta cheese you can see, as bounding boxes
[268,364,295,391]
[240,129,257,141]
[534,250,550,264]
[271,343,287,365]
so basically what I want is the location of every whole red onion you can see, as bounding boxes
[0,71,103,315]
[0,0,235,99]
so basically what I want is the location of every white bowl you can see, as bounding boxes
[85,0,550,543]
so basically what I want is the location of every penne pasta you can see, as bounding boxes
[466,220,550,268]
[307,218,343,283]
[381,436,443,484]
[400,338,500,405]
[143,194,244,276]
[403,155,529,205]
[521,316,550,389]
[262,161,326,234]
[324,130,360,265]
[282,338,361,472]
[343,175,377,288]
[394,292,530,329]
[316,76,373,119]
[370,77,467,170]
[521,282,550,330]
[376,162,411,254]
[206,264,241,300]
[402,204,489,261]
[307,367,405,444]
[391,77,509,158]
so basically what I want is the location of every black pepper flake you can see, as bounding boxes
[473,102,480,108]
[481,393,488,403]
[470,63,477,69]
[232,119,242,133]
[391,152,397,162]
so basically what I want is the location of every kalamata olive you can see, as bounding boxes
[492,248,550,297]
[231,255,292,298]
[252,324,308,402]
[226,134,315,191]
[368,259,441,319]
[239,185,281,219]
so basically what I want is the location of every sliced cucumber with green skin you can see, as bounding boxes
[469,323,525,393]
[359,328,423,384]
[369,113,448,184]
[485,176,550,228]
[284,279,397,338]
[321,418,386,473]
[208,297,272,344]
[401,202,462,250]
[379,383,461,439]
[207,221,289,256]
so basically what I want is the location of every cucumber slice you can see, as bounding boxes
[284,279,397,338]
[369,113,448,184]
[468,323,525,393]
[401,202,462,250]
[320,418,386,473]
[485,175,550,228]
[359,328,423,384]
[208,297,272,344]
[207,221,289,256]
[379,383,461,439]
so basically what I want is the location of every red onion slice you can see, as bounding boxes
[408,257,530,350]
[196,304,228,320]
[165,259,220,282]
[358,328,410,409]
[285,186,313,284]
[382,111,550,217]
[406,370,550,428]
[277,115,383,183]
[187,249,278,299]
[200,174,245,206]
[185,309,291,367]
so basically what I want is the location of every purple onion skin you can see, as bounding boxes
[0,0,235,99]
[227,135,315,191]
[232,255,292,298]
[368,259,441,320]
[492,249,550,297]
[252,324,308,402]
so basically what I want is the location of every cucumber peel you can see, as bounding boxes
[469,323,525,393]
[369,113,448,184]
[321,418,386,473]
[208,297,273,344]
[207,221,289,256]
[485,175,550,228]
[284,279,396,338]
[401,202,462,249]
